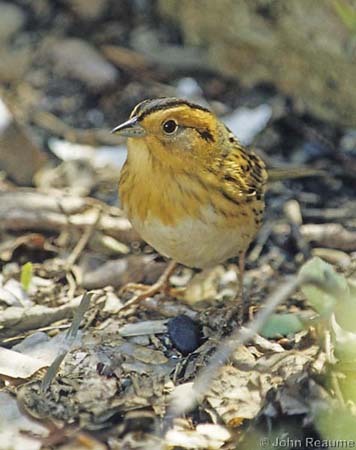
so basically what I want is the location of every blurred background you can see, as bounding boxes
[0,1,356,449]
[0,0,355,197]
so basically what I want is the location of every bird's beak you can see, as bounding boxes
[111,117,146,137]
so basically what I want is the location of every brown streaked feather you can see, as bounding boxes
[218,141,268,203]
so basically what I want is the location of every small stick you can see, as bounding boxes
[65,208,101,270]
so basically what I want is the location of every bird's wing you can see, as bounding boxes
[220,142,268,201]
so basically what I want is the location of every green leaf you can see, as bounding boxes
[261,313,304,338]
[299,257,350,317]
[20,262,33,292]
[333,0,356,34]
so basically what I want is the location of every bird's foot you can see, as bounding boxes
[120,282,158,295]
[224,293,245,325]
[118,261,177,313]
[120,280,171,299]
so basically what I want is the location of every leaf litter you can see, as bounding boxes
[1,188,355,450]
[0,2,355,448]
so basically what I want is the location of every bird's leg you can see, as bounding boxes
[120,260,177,299]
[225,252,246,323]
[238,251,245,299]
[237,251,246,322]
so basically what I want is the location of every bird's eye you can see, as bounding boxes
[162,120,178,134]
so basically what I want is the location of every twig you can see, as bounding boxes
[0,190,137,243]
[248,223,272,263]
[284,199,310,259]
[0,190,88,214]
[65,207,101,269]
[300,223,356,251]
[0,296,83,339]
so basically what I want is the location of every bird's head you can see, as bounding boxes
[112,98,228,171]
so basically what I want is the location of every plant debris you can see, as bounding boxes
[0,1,355,449]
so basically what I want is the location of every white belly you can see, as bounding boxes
[131,206,253,269]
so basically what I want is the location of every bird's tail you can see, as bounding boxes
[268,167,326,182]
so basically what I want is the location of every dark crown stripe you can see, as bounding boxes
[135,98,211,121]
